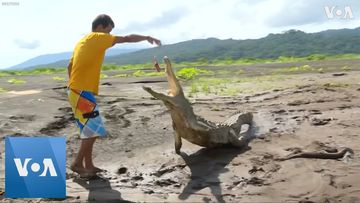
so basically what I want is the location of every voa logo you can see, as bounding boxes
[324,5,354,19]
[5,137,66,198]
[14,158,58,177]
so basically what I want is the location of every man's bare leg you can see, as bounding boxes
[83,137,103,173]
[70,140,87,175]
[71,137,102,176]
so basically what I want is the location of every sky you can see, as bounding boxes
[0,0,359,69]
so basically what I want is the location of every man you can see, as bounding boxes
[67,14,161,177]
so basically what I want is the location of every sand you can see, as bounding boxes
[0,59,360,202]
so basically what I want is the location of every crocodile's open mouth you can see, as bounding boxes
[163,56,183,97]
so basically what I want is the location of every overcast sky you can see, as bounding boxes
[0,0,359,69]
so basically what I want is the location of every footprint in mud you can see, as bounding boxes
[310,117,332,126]
[105,98,127,105]
[332,73,347,77]
[39,107,74,135]
[0,119,28,135]
[308,109,322,115]
[101,82,112,86]
[140,116,150,125]
[9,114,36,122]
[132,102,158,107]
[104,106,134,128]
[271,109,287,115]
[287,100,311,106]
[50,86,69,101]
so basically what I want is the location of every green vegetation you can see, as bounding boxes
[102,63,150,71]
[176,67,214,80]
[104,28,360,65]
[2,53,360,77]
[341,66,352,71]
[272,65,313,74]
[0,87,7,93]
[187,75,289,97]
[20,28,360,68]
[7,78,26,84]
[100,73,108,79]
[323,82,349,88]
[132,70,165,77]
[0,68,66,77]
[114,73,128,78]
[52,76,66,81]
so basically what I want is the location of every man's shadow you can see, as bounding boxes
[178,124,257,203]
[74,175,133,203]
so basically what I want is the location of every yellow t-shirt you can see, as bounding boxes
[68,32,116,95]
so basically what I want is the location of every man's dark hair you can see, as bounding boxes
[92,14,115,31]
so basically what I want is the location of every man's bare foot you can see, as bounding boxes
[71,164,97,178]
[79,172,97,179]
[88,166,104,173]
[70,164,86,174]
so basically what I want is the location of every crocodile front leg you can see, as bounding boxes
[174,132,182,154]
[172,121,182,154]
[142,86,171,101]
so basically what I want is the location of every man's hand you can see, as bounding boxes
[146,36,161,46]
[115,35,161,46]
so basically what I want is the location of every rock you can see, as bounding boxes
[248,166,265,174]
[247,177,266,186]
[117,167,128,175]
[310,118,331,126]
[272,109,286,114]
[287,100,310,106]
[120,179,128,183]
[152,167,174,177]
[131,182,138,187]
[131,175,144,181]
[143,189,154,194]
[309,109,322,115]
[154,179,177,187]
[332,73,346,77]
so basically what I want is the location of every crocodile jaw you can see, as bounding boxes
[164,56,183,97]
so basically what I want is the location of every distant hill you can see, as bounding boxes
[11,27,360,69]
[7,48,137,70]
[105,27,360,64]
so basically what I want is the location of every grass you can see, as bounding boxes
[132,70,165,77]
[2,53,360,77]
[102,63,151,71]
[341,66,352,71]
[100,73,108,79]
[186,75,291,97]
[114,73,128,78]
[52,76,66,81]
[272,65,313,74]
[0,68,66,77]
[0,53,357,97]
[176,67,214,80]
[0,87,7,93]
[7,78,26,84]
[323,82,349,88]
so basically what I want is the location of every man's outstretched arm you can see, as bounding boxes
[114,34,161,46]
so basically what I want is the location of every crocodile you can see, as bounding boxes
[143,56,253,154]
